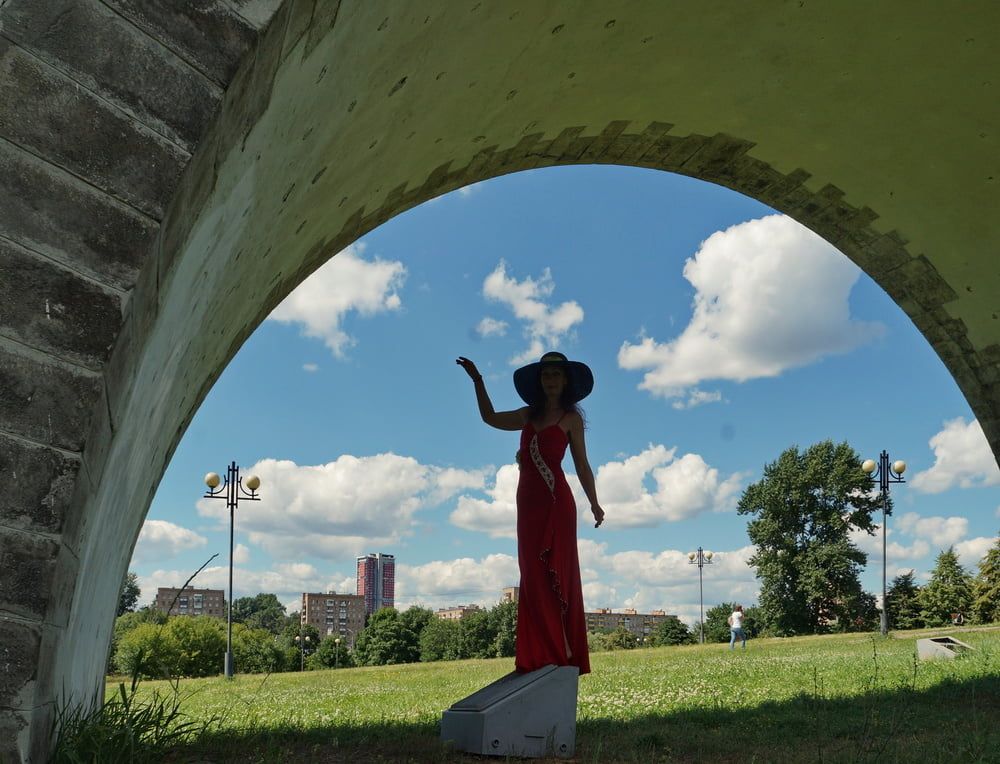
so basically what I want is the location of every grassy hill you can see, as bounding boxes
[92,626,999,763]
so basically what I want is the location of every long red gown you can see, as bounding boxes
[515,420,590,675]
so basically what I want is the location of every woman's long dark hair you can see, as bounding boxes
[527,372,586,427]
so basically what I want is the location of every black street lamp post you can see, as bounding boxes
[203,461,260,679]
[862,450,906,636]
[295,633,312,671]
[687,547,714,643]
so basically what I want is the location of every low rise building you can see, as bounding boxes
[154,587,225,618]
[501,586,519,604]
[435,604,483,621]
[585,607,672,637]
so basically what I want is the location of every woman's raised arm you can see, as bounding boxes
[456,357,527,431]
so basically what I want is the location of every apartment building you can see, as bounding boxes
[435,604,483,621]
[154,587,225,618]
[585,608,672,637]
[301,591,366,647]
[356,553,395,614]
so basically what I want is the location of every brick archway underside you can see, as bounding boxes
[2,2,998,760]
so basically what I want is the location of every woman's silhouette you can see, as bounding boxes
[457,352,604,674]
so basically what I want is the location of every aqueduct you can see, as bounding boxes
[1,1,998,760]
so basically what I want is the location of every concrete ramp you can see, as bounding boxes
[440,665,578,758]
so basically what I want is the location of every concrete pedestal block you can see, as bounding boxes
[917,636,975,660]
[440,665,578,759]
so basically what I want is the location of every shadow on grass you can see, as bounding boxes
[160,673,1000,764]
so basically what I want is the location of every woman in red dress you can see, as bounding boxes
[456,352,605,675]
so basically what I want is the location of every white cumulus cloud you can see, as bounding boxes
[197,455,489,560]
[911,418,1000,493]
[394,554,519,610]
[896,512,969,547]
[451,445,743,535]
[955,536,999,569]
[481,261,584,365]
[596,445,745,525]
[450,464,520,539]
[132,520,207,564]
[617,214,883,402]
[268,243,406,357]
[476,317,509,338]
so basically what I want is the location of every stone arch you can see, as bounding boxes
[3,2,999,760]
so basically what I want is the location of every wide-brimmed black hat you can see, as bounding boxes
[513,351,594,406]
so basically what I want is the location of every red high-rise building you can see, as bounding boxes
[356,553,395,615]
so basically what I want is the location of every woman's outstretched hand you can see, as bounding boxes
[455,356,482,381]
[591,504,605,528]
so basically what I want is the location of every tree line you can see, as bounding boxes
[113,439,1000,676]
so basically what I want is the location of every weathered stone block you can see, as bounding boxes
[0,529,59,620]
[0,0,221,151]
[0,434,79,535]
[0,708,27,764]
[0,142,155,291]
[0,344,101,453]
[0,617,41,709]
[103,0,257,86]
[0,238,121,370]
[0,38,186,219]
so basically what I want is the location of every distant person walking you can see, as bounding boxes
[728,604,747,650]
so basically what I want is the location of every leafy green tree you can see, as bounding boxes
[971,534,1000,624]
[419,617,462,662]
[459,609,495,658]
[231,593,287,634]
[109,607,166,673]
[489,599,518,657]
[738,441,881,635]
[599,626,637,650]
[232,624,285,674]
[114,623,180,679]
[117,572,141,617]
[310,634,355,669]
[114,616,225,678]
[651,615,694,646]
[886,570,923,630]
[920,547,974,626]
[399,606,435,637]
[353,608,419,665]
[167,616,227,677]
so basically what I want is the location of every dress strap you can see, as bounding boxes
[556,410,568,424]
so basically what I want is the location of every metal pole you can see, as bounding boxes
[225,461,236,679]
[699,561,705,644]
[881,482,889,637]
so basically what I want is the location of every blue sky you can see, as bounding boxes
[132,166,1000,625]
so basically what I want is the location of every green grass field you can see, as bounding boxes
[107,626,1000,763]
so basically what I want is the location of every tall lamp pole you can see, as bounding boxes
[687,547,714,643]
[203,462,261,679]
[861,451,906,636]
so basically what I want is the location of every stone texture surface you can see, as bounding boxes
[0,434,79,535]
[0,142,156,291]
[104,0,258,85]
[0,0,221,151]
[0,38,187,218]
[0,238,121,370]
[0,617,41,708]
[0,529,60,620]
[0,345,101,453]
